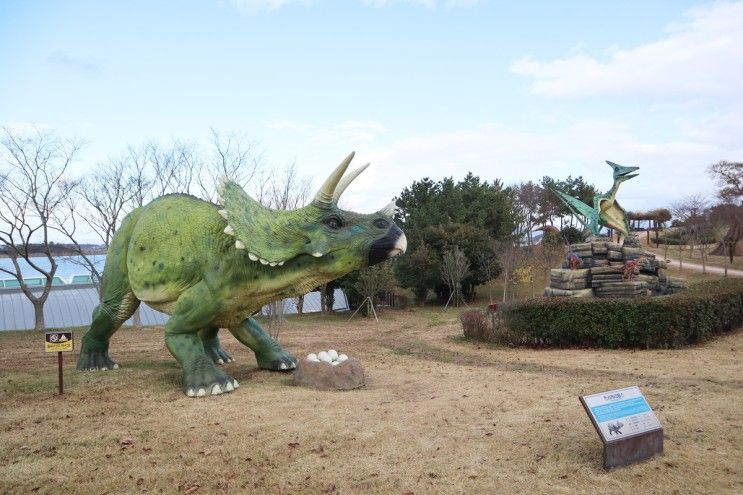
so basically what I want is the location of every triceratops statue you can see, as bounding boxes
[77,152,407,397]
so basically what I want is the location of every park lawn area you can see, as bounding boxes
[1,308,741,494]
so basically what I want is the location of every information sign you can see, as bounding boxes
[580,386,663,469]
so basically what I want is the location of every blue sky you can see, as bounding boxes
[1,0,741,217]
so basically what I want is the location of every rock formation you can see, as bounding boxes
[544,237,684,298]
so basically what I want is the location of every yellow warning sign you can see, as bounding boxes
[45,332,73,353]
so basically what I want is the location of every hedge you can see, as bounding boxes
[471,279,743,349]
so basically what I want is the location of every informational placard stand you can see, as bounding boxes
[580,386,663,469]
[45,331,74,395]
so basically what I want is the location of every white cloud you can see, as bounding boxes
[510,1,743,100]
[278,115,736,215]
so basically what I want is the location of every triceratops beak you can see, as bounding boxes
[314,152,355,208]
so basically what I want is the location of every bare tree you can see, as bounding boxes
[148,139,199,197]
[197,129,264,202]
[708,161,743,205]
[0,127,82,331]
[671,194,710,259]
[513,181,543,249]
[441,246,470,309]
[349,261,395,320]
[81,156,142,246]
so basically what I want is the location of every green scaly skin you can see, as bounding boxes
[77,155,406,397]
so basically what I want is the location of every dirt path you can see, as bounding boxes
[659,255,743,277]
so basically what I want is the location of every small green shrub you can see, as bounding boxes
[466,279,743,348]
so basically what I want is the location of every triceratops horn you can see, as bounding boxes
[333,162,370,202]
[380,200,397,217]
[314,152,355,208]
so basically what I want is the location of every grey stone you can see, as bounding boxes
[293,357,365,390]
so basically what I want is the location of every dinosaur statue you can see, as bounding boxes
[552,161,639,241]
[77,152,407,397]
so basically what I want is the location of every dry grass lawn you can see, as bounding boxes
[1,310,741,494]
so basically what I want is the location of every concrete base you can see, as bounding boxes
[604,429,664,469]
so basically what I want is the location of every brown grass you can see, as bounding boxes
[1,310,741,494]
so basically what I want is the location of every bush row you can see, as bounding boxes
[461,279,743,348]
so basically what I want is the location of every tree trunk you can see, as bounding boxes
[33,300,45,331]
[296,295,304,315]
[320,286,327,314]
[132,307,142,329]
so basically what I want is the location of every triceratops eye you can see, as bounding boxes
[324,217,343,230]
[373,219,389,229]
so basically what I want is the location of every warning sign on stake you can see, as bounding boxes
[45,331,74,353]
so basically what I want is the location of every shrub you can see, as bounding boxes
[464,279,743,349]
[459,309,488,340]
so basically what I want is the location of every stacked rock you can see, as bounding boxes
[545,236,683,299]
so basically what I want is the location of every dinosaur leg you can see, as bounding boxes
[164,282,237,397]
[199,327,234,365]
[228,317,297,371]
[77,290,140,371]
[78,243,140,371]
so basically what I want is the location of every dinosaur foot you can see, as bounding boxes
[183,368,239,398]
[257,349,297,371]
[77,347,119,371]
[206,346,235,365]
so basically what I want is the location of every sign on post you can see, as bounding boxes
[580,386,663,469]
[45,331,73,395]
[45,331,74,353]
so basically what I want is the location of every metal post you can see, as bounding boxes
[58,351,64,395]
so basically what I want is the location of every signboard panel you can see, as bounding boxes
[582,386,662,443]
[580,386,663,468]
[44,331,74,353]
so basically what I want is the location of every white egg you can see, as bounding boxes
[307,353,318,361]
[331,361,340,366]
[318,351,332,363]
[328,349,339,361]
[337,354,348,363]
[308,356,320,363]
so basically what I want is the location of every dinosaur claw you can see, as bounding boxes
[211,384,223,395]
[233,379,240,388]
[187,389,196,397]
[248,252,258,261]
[225,381,234,392]
[217,358,224,365]
[197,388,206,397]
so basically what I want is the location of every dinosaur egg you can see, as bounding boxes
[307,353,318,361]
[328,349,339,361]
[331,361,340,366]
[318,351,332,363]
[337,354,348,363]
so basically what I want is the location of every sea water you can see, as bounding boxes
[0,255,106,285]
